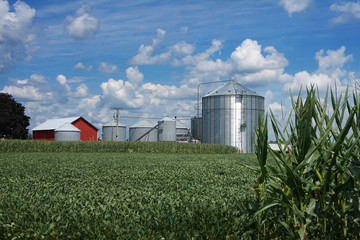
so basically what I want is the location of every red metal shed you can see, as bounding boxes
[32,116,98,141]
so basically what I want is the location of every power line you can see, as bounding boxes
[120,116,193,120]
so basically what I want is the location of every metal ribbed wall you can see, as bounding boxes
[190,117,202,142]
[175,119,190,142]
[102,121,126,141]
[54,123,81,141]
[129,119,158,142]
[202,81,264,153]
[158,117,176,142]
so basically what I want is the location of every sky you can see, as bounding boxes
[1,0,360,138]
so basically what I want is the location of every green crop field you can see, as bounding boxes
[0,147,258,239]
[2,88,360,239]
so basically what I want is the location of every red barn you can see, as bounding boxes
[32,116,98,141]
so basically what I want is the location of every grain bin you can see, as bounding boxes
[102,121,126,141]
[54,123,80,141]
[129,119,158,142]
[158,117,176,142]
[190,117,203,142]
[175,118,190,142]
[202,80,264,153]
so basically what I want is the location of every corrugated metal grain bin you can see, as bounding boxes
[175,118,190,142]
[158,117,176,142]
[202,80,264,153]
[129,119,158,142]
[191,117,203,142]
[54,123,81,141]
[102,121,126,141]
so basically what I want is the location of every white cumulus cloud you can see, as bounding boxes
[284,46,352,94]
[129,29,291,89]
[129,28,170,65]
[279,0,312,16]
[98,62,118,73]
[315,46,352,78]
[74,83,88,98]
[100,78,145,109]
[56,74,71,101]
[230,39,288,73]
[126,66,144,86]
[269,101,283,112]
[182,38,290,88]
[56,74,67,85]
[55,74,90,102]
[99,64,195,114]
[78,95,100,111]
[1,85,43,101]
[0,0,36,73]
[2,72,94,131]
[73,62,93,71]
[73,62,85,70]
[1,73,53,101]
[65,5,98,40]
[284,71,334,93]
[180,26,188,34]
[330,1,360,23]
[171,41,195,56]
[29,73,47,85]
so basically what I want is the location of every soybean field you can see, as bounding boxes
[0,146,258,239]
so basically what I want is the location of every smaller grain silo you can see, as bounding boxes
[175,118,190,142]
[54,123,81,141]
[129,119,158,142]
[158,117,176,142]
[190,117,203,142]
[102,121,126,141]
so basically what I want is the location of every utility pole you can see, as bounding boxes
[112,107,122,141]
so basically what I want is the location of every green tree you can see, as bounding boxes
[0,93,30,139]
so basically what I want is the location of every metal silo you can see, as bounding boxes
[202,80,264,153]
[129,119,158,142]
[158,117,176,142]
[102,121,126,141]
[191,117,203,142]
[175,118,190,142]
[54,123,81,141]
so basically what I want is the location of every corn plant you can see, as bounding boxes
[0,140,237,154]
[253,86,360,239]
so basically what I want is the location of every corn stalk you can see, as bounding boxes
[253,86,360,239]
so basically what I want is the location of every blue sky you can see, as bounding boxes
[1,0,360,137]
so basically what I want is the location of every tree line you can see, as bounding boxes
[0,93,30,139]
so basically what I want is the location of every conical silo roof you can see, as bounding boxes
[55,123,80,132]
[161,117,175,122]
[175,119,188,129]
[103,121,126,127]
[130,119,154,128]
[204,80,261,97]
